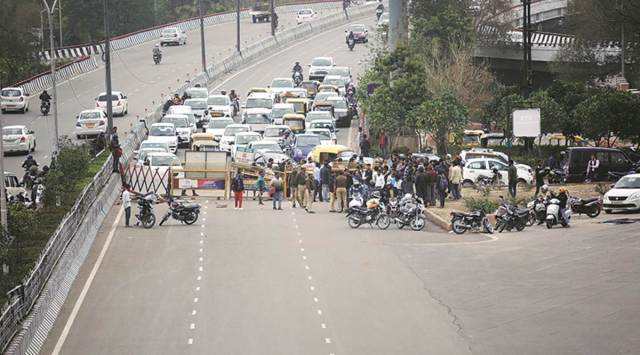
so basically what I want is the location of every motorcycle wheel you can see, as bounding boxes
[546,220,553,229]
[482,218,494,234]
[451,219,467,235]
[184,211,199,225]
[410,216,425,231]
[142,214,156,229]
[497,220,506,233]
[526,212,536,227]
[348,215,362,229]
[587,206,601,218]
[376,214,391,230]
[159,213,170,226]
[516,221,526,232]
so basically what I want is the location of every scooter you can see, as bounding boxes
[40,100,50,116]
[153,52,162,65]
[569,196,601,218]
[347,37,355,51]
[526,196,548,226]
[545,198,571,229]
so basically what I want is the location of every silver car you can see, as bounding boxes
[75,109,108,139]
[2,125,36,154]
[160,27,187,46]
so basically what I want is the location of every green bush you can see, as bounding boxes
[464,197,499,213]
[44,139,92,207]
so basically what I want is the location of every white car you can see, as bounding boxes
[2,125,36,154]
[296,8,316,24]
[263,125,292,145]
[232,131,262,158]
[461,148,533,174]
[322,75,348,96]
[160,27,187,46]
[270,77,295,98]
[219,124,251,152]
[166,105,198,128]
[207,95,233,118]
[248,140,283,154]
[161,114,195,147]
[307,128,336,145]
[75,109,108,139]
[147,123,179,153]
[463,158,533,186]
[308,56,336,82]
[308,119,336,133]
[206,117,235,141]
[326,66,352,85]
[142,152,184,178]
[243,93,273,115]
[185,87,209,99]
[603,174,640,213]
[271,103,295,125]
[1,87,30,113]
[184,98,208,121]
[96,91,128,116]
[4,172,27,201]
[243,108,272,134]
[135,140,170,159]
[305,110,334,123]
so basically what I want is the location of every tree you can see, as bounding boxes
[43,139,91,207]
[413,94,469,154]
[574,89,637,147]
[410,0,475,50]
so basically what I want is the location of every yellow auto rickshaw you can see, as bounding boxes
[191,133,218,151]
[308,144,355,163]
[285,98,309,115]
[300,80,319,99]
[283,113,306,134]
[247,87,269,97]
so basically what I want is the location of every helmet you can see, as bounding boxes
[27,154,33,159]
[221,90,227,95]
[295,61,300,65]
[541,184,549,193]
[446,154,452,159]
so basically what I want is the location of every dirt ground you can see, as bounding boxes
[428,182,608,221]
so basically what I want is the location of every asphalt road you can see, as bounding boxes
[0,4,344,175]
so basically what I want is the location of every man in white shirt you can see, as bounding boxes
[122,184,132,227]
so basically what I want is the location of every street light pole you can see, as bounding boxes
[58,0,63,47]
[43,0,60,152]
[270,0,275,36]
[236,0,241,52]
[198,0,207,73]
[0,118,8,234]
[521,0,533,99]
[104,0,114,136]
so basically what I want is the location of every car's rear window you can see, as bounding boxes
[79,111,103,120]
[1,89,21,97]
[2,128,23,135]
[98,95,119,101]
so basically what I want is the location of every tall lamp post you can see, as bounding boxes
[42,0,60,153]
[104,0,114,136]
[198,0,207,73]
[236,0,241,52]
[0,118,7,233]
[521,0,533,99]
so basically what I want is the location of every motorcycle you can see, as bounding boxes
[569,196,601,218]
[153,52,162,64]
[159,198,201,226]
[392,194,426,231]
[347,37,355,51]
[526,196,548,226]
[546,168,566,184]
[545,198,571,229]
[135,193,158,229]
[476,168,501,188]
[40,100,50,116]
[346,194,390,229]
[292,71,303,86]
[451,209,494,235]
[494,197,529,233]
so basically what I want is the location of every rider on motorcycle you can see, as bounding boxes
[153,44,162,56]
[22,155,38,170]
[229,90,239,115]
[292,62,303,79]
[346,31,355,45]
[39,90,51,105]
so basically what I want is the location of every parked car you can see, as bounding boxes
[147,123,178,153]
[160,27,187,46]
[4,172,27,201]
[1,87,30,113]
[463,158,533,186]
[2,125,36,154]
[563,147,635,182]
[296,8,316,24]
[75,109,108,139]
[603,173,640,213]
[96,91,128,116]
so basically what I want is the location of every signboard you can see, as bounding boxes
[234,146,255,165]
[513,108,541,137]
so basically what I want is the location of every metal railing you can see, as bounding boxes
[0,2,376,353]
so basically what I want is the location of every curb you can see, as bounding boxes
[425,209,451,232]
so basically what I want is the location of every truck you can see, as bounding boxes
[250,1,272,23]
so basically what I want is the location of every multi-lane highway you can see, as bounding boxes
[0,5,342,175]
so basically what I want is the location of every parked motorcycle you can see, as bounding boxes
[545,198,571,229]
[392,194,426,231]
[569,196,601,218]
[153,52,162,64]
[135,193,157,229]
[526,196,548,226]
[546,168,566,184]
[347,37,355,51]
[159,198,201,226]
[476,168,501,187]
[40,100,50,116]
[346,195,390,229]
[494,197,529,233]
[451,209,494,234]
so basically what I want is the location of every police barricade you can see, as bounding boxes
[170,151,231,198]
[122,165,171,196]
